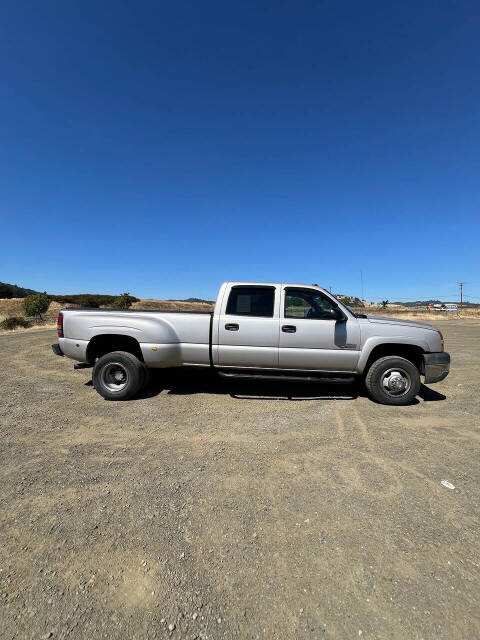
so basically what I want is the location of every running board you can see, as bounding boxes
[218,371,356,384]
[74,362,93,370]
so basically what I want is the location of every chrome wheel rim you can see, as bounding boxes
[381,367,411,397]
[101,362,129,392]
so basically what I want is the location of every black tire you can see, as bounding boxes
[92,351,145,401]
[365,356,421,405]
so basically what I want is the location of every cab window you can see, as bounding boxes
[226,287,275,317]
[284,289,337,320]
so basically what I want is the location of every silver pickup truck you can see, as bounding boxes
[52,281,450,405]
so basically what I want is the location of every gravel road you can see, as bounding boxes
[1,323,479,639]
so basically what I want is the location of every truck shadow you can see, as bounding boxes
[137,369,359,401]
[85,371,446,403]
[418,385,446,402]
[134,370,446,403]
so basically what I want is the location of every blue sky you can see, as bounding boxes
[1,1,479,302]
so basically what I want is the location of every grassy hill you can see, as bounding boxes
[0,282,38,298]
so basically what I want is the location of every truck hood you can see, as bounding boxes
[366,315,435,330]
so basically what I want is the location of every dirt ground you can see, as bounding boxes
[0,321,479,639]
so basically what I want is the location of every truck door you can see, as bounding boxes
[278,287,360,371]
[217,285,280,368]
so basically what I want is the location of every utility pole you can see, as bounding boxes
[459,282,464,313]
[360,270,364,302]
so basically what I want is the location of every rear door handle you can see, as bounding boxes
[225,323,239,331]
[282,325,296,333]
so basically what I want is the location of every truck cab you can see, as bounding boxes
[213,283,360,371]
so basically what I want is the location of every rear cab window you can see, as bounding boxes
[226,287,275,317]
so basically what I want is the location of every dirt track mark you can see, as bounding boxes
[353,406,374,451]
[334,407,345,439]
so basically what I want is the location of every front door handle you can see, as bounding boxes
[225,323,239,331]
[282,325,296,333]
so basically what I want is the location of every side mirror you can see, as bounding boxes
[330,308,346,321]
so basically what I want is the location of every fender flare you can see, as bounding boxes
[357,337,429,374]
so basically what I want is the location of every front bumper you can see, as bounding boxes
[422,352,450,384]
[51,343,64,357]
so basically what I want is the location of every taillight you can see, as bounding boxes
[57,312,64,338]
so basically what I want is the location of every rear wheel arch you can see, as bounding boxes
[86,334,144,364]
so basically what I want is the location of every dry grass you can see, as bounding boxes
[0,323,57,334]
[353,306,480,321]
[131,299,214,312]
[0,298,27,319]
[0,298,65,322]
[0,298,214,332]
[0,298,65,332]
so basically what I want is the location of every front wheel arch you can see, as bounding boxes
[361,343,424,377]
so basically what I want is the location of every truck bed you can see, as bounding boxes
[60,308,213,368]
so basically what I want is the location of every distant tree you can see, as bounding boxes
[182,297,215,304]
[113,292,136,309]
[381,300,389,309]
[24,292,50,319]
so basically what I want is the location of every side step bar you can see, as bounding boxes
[74,362,93,370]
[218,371,356,384]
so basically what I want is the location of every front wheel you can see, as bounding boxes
[92,351,145,400]
[365,356,421,405]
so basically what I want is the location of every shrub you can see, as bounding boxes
[113,292,136,309]
[49,293,139,307]
[77,295,100,308]
[1,317,31,330]
[24,292,50,319]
